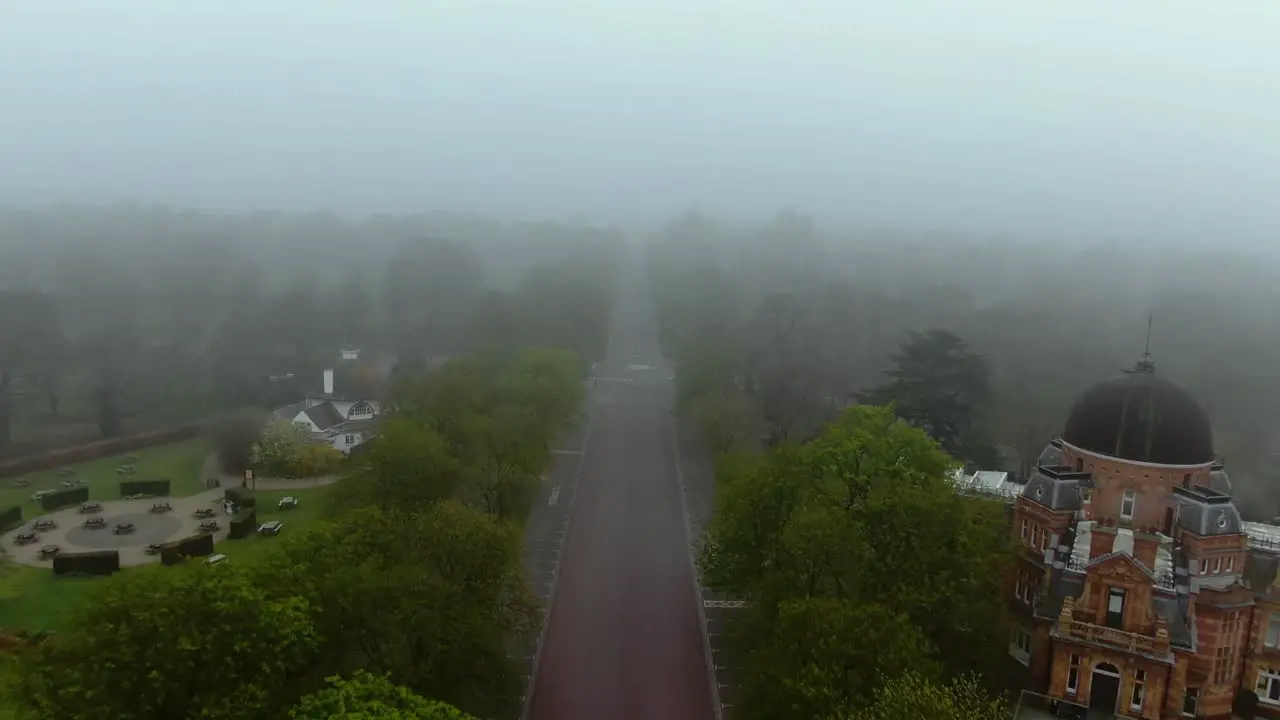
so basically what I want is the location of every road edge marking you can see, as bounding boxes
[670,417,725,720]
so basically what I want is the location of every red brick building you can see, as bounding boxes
[1009,353,1280,719]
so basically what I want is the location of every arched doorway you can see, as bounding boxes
[1090,662,1121,714]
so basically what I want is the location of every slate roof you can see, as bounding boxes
[302,403,345,431]
[1174,485,1243,536]
[1023,465,1091,512]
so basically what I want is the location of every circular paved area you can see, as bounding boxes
[1,489,230,567]
[65,512,182,549]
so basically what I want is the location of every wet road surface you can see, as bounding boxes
[525,283,717,720]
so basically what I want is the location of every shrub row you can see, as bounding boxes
[159,533,216,566]
[119,479,171,498]
[40,486,88,512]
[0,505,21,533]
[0,425,202,479]
[52,550,120,577]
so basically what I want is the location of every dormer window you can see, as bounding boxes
[1121,490,1136,520]
[349,401,373,418]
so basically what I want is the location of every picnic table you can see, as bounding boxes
[198,521,221,534]
[13,533,38,546]
[193,508,217,519]
[143,544,163,556]
[38,545,61,559]
[278,496,300,510]
[258,520,284,536]
[80,502,103,514]
[113,522,136,535]
[151,502,172,513]
[83,517,106,529]
[31,519,57,531]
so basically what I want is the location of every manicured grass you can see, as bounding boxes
[0,437,213,517]
[0,483,338,633]
[214,484,338,565]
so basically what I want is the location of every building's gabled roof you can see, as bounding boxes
[273,400,307,422]
[1087,549,1157,579]
[302,403,345,431]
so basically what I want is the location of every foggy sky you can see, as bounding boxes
[3,1,1280,244]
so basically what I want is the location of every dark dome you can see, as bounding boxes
[1062,368,1214,466]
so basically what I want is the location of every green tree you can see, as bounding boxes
[739,599,936,720]
[345,419,463,511]
[251,418,312,477]
[210,407,269,474]
[862,329,999,467]
[289,671,477,720]
[257,504,536,719]
[846,672,1011,720]
[700,405,1013,716]
[16,564,318,720]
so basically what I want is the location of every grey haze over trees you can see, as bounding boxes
[0,206,622,458]
[649,210,1280,521]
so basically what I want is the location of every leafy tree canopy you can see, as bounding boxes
[16,563,318,720]
[700,405,1013,718]
[844,672,1011,720]
[289,671,477,720]
[862,328,999,467]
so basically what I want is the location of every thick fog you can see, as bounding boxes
[3,1,1280,244]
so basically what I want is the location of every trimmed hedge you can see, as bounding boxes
[119,478,171,498]
[159,532,215,566]
[53,550,121,577]
[0,505,21,533]
[228,508,258,540]
[224,486,256,510]
[40,486,89,512]
[0,424,202,478]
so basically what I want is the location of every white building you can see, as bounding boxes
[272,367,381,454]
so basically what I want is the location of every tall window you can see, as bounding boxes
[1183,688,1199,716]
[1107,587,1126,629]
[1066,654,1081,695]
[1021,518,1028,539]
[1265,613,1280,648]
[1130,669,1147,712]
[1121,489,1136,519]
[1256,669,1280,704]
[1200,558,1210,575]
[1009,626,1031,666]
[1226,555,1235,573]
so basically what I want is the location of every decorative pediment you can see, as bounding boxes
[1087,550,1156,584]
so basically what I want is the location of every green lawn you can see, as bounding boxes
[0,483,338,633]
[214,485,338,565]
[0,437,213,516]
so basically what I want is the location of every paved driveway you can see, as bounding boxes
[524,281,716,720]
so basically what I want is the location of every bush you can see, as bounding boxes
[291,445,344,478]
[251,420,311,477]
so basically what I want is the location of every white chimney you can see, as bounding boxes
[323,369,334,396]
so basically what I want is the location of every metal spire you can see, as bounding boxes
[1133,312,1155,373]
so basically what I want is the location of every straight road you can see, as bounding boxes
[525,277,717,720]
